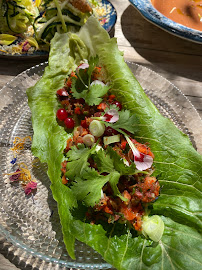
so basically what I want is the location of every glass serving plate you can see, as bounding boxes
[0,62,202,270]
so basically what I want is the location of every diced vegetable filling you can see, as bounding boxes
[55,58,160,232]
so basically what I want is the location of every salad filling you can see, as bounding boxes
[55,57,162,235]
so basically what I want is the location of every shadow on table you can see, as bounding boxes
[0,56,47,77]
[0,240,30,270]
[120,5,202,83]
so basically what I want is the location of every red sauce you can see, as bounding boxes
[151,0,202,31]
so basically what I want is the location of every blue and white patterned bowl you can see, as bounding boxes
[129,0,202,44]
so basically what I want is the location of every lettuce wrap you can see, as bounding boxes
[27,16,202,270]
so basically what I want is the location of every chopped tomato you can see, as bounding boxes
[81,119,89,129]
[133,176,160,203]
[74,107,82,115]
[62,175,68,185]
[133,215,142,231]
[61,160,67,174]
[108,94,116,100]
[57,88,69,97]
[131,139,154,158]
[81,129,88,137]
[70,71,77,78]
[104,205,113,215]
[65,77,72,88]
[97,102,107,111]
[121,140,127,150]
[65,72,77,88]
[65,138,73,152]
[108,95,116,103]
[92,66,102,80]
[121,206,136,221]
[75,136,83,144]
[123,190,131,204]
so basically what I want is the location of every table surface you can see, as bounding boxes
[0,0,201,269]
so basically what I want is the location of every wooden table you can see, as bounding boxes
[0,0,201,269]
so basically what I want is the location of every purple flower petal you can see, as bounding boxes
[103,109,119,123]
[9,169,21,182]
[10,157,17,164]
[24,181,37,195]
[22,41,30,52]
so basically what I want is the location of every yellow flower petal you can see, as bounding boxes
[35,0,42,7]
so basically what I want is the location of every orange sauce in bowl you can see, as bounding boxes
[151,0,202,31]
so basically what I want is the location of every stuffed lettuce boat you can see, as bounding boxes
[27,16,202,270]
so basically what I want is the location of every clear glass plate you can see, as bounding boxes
[0,62,201,270]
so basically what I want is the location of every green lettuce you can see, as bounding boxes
[27,16,202,270]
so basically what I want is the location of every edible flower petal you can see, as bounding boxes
[22,41,31,52]
[10,157,17,164]
[10,136,32,156]
[9,169,21,182]
[24,181,37,195]
[76,63,89,73]
[34,0,42,7]
[103,109,119,123]
[125,136,153,170]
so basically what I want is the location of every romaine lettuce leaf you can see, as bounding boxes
[27,32,88,258]
[27,16,202,270]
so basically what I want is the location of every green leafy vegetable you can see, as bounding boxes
[71,168,110,207]
[106,147,142,176]
[27,16,202,270]
[71,56,110,105]
[87,55,99,81]
[104,109,139,134]
[65,143,97,180]
[93,149,114,173]
[72,82,110,105]
[68,146,128,204]
[27,31,89,259]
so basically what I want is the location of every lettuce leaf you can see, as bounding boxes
[27,32,88,258]
[27,16,202,270]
